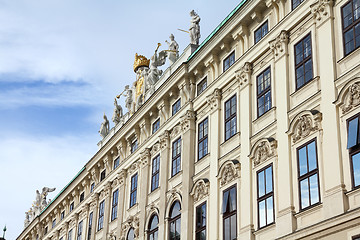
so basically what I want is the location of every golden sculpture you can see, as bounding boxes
[133,53,150,72]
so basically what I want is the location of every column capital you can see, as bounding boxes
[236,62,253,90]
[311,0,334,26]
[140,148,151,167]
[159,130,170,150]
[269,30,289,61]
[180,110,196,132]
[117,169,127,186]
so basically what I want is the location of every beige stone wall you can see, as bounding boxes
[18,0,360,240]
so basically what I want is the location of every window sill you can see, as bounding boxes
[295,202,322,218]
[170,170,183,180]
[149,186,160,196]
[197,153,210,162]
[346,186,360,196]
[253,107,276,124]
[337,46,360,64]
[128,203,139,211]
[290,76,320,95]
[221,132,240,145]
[254,222,275,235]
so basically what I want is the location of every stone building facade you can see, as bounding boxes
[17,0,360,239]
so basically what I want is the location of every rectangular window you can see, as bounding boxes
[87,212,93,240]
[113,157,120,170]
[131,139,138,153]
[44,226,48,235]
[152,118,160,134]
[257,67,272,117]
[172,98,181,116]
[297,139,320,210]
[223,51,235,72]
[172,138,182,177]
[353,234,360,240]
[292,0,304,9]
[197,77,207,96]
[342,0,360,55]
[224,95,237,141]
[90,183,95,193]
[255,21,269,44]
[222,185,237,240]
[196,202,207,240]
[257,164,274,229]
[347,114,360,188]
[61,211,65,220]
[98,200,105,231]
[294,34,313,90]
[70,202,74,212]
[198,118,208,160]
[77,221,83,240]
[68,229,73,240]
[52,219,56,228]
[130,173,138,208]
[151,155,160,191]
[111,189,119,221]
[100,169,106,182]
[79,192,85,203]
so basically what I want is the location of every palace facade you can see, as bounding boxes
[18,0,360,239]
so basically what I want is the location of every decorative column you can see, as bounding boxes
[269,30,296,236]
[102,182,112,237]
[80,204,90,240]
[180,110,196,239]
[139,148,151,238]
[89,193,99,239]
[206,88,222,239]
[158,130,170,239]
[70,213,79,240]
[115,170,127,238]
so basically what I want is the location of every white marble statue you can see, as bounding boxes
[40,187,56,209]
[123,85,134,114]
[24,212,30,228]
[189,10,201,45]
[112,98,123,125]
[142,48,167,95]
[99,114,110,138]
[165,34,179,65]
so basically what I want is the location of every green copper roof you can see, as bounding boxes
[187,0,247,61]
[40,166,86,215]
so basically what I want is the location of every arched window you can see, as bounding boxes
[169,201,181,240]
[127,228,135,240]
[148,214,159,240]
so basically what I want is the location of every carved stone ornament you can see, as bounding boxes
[338,82,360,114]
[118,170,127,186]
[120,216,140,240]
[166,188,182,204]
[100,182,112,199]
[206,88,222,112]
[190,179,210,202]
[127,161,139,175]
[151,143,161,156]
[269,30,289,59]
[180,110,196,132]
[159,130,170,150]
[287,110,322,143]
[107,231,117,240]
[249,138,277,168]
[235,62,252,88]
[79,205,89,219]
[218,160,241,186]
[311,0,334,23]
[146,202,159,217]
[140,148,151,167]
[170,125,182,139]
[59,226,67,236]
[89,193,99,210]
[69,214,78,228]
[90,168,98,184]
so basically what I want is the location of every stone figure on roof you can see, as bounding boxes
[99,114,110,138]
[165,34,179,65]
[189,10,201,45]
[112,98,123,125]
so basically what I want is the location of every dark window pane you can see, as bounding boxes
[343,2,353,28]
[222,190,229,213]
[230,215,236,239]
[295,44,303,65]
[352,152,360,187]
[348,118,359,148]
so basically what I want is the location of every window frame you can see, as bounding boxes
[151,154,160,192]
[52,219,56,229]
[114,157,120,170]
[352,234,360,240]
[147,214,159,240]
[130,173,138,208]
[76,220,83,240]
[172,98,181,116]
[341,0,360,56]
[169,201,181,240]
[98,200,105,231]
[254,20,269,44]
[69,202,74,212]
[131,139,138,153]
[111,189,119,221]
[152,118,160,134]
[347,113,360,189]
[79,192,85,203]
[198,118,209,160]
[224,95,237,141]
[256,67,272,117]
[292,0,305,10]
[296,138,321,211]
[171,137,182,177]
[223,51,235,72]
[61,211,65,220]
[68,229,73,240]
[294,33,314,90]
[90,183,95,193]
[87,212,93,240]
[222,184,237,240]
[195,201,207,240]
[100,169,106,182]
[197,77,208,96]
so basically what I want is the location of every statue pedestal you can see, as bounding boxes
[190,44,199,54]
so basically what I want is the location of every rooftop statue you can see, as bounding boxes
[165,34,179,65]
[112,98,123,125]
[99,113,110,138]
[189,10,201,45]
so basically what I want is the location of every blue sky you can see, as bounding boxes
[0,0,239,238]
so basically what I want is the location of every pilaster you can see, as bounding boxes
[89,193,99,239]
[139,148,151,238]
[101,182,112,238]
[157,99,170,123]
[115,170,127,238]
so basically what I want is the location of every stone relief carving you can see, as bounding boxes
[118,170,127,186]
[341,82,360,114]
[166,188,182,204]
[235,62,252,88]
[120,216,140,240]
[159,130,170,150]
[107,231,117,240]
[249,138,278,167]
[311,0,334,22]
[218,160,241,186]
[269,30,289,59]
[151,142,161,156]
[180,110,196,132]
[206,88,222,113]
[170,125,182,139]
[287,110,322,143]
[190,179,210,202]
[127,161,139,175]
[140,148,151,167]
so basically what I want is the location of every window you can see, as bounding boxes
[87,212,93,240]
[131,139,138,153]
[257,67,272,117]
[100,169,106,181]
[257,164,274,229]
[68,229,73,240]
[197,77,207,96]
[148,215,159,240]
[196,202,206,240]
[153,118,160,134]
[77,221,83,240]
[80,192,85,202]
[44,226,48,235]
[114,157,120,170]
[111,189,119,221]
[60,238,63,240]
[292,0,304,9]
[294,34,313,90]
[198,118,208,160]
[222,185,237,240]
[90,183,95,193]
[130,173,138,208]
[297,139,320,210]
[169,201,181,240]
[353,234,360,240]
[98,200,105,231]
[172,99,181,116]
[342,0,360,55]
[151,155,160,191]
[61,211,65,220]
[223,51,235,72]
[225,95,237,141]
[254,21,269,44]
[127,228,135,240]
[70,202,74,212]
[52,219,56,229]
[172,138,182,177]
[347,114,360,188]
